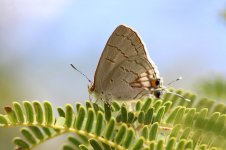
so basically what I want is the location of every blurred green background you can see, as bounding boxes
[0,0,226,149]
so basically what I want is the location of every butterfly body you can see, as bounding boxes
[89,25,163,102]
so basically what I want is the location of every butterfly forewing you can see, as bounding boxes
[92,25,160,101]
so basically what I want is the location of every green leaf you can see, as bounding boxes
[214,114,226,134]
[121,105,128,123]
[166,107,180,124]
[112,101,120,111]
[138,111,144,123]
[62,145,74,150]
[64,104,74,128]
[141,126,148,139]
[213,103,225,113]
[123,127,134,149]
[128,112,135,123]
[144,107,154,125]
[163,92,172,101]
[153,100,162,110]
[23,101,34,124]
[77,134,89,144]
[205,112,220,131]
[74,106,86,130]
[76,103,81,113]
[196,98,210,111]
[2,89,226,150]
[13,102,25,123]
[169,124,181,138]
[101,142,111,150]
[192,130,202,145]
[180,127,191,139]
[115,124,127,144]
[156,140,164,150]
[104,103,111,121]
[187,94,196,107]
[105,118,115,140]
[4,106,17,124]
[42,127,52,137]
[68,136,80,148]
[184,108,196,127]
[141,98,152,112]
[211,136,224,148]
[21,128,37,144]
[176,139,186,150]
[85,108,95,132]
[44,101,54,126]
[55,117,65,127]
[185,140,193,149]
[85,101,92,110]
[198,144,207,150]
[149,122,158,141]
[95,111,104,136]
[201,132,214,146]
[166,138,176,150]
[116,114,122,122]
[13,137,30,149]
[149,141,155,150]
[90,139,102,150]
[0,114,8,125]
[174,107,185,125]
[57,107,65,117]
[163,101,172,114]
[154,106,165,123]
[79,144,89,150]
[132,137,144,150]
[29,126,44,140]
[195,108,208,129]
[92,103,100,113]
[136,100,141,111]
[33,101,44,124]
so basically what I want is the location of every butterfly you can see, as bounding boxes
[88,25,165,102]
[71,25,189,102]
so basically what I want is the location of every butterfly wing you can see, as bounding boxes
[92,25,160,101]
[104,56,160,100]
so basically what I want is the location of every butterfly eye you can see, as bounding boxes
[155,79,160,86]
[155,79,162,87]
[154,90,162,99]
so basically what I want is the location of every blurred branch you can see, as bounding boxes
[221,9,226,21]
[195,76,226,100]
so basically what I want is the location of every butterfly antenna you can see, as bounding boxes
[164,89,190,102]
[167,76,182,86]
[70,64,93,84]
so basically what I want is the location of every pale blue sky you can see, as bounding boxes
[0,0,226,102]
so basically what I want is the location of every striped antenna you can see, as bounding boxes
[70,64,93,84]
[167,77,182,86]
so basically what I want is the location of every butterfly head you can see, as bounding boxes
[88,83,95,94]
[88,83,98,102]
[150,78,164,99]
[152,78,163,89]
[151,77,191,102]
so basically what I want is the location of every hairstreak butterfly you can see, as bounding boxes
[71,25,190,102]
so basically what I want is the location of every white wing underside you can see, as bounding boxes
[93,25,160,101]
